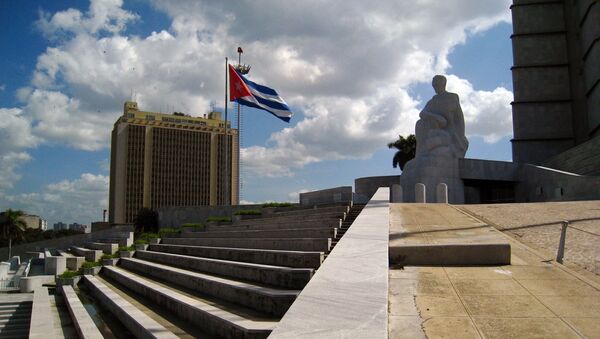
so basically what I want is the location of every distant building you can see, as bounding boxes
[53,222,68,231]
[0,212,47,230]
[68,223,89,233]
[109,101,239,224]
[511,0,600,173]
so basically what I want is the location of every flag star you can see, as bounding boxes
[235,82,242,91]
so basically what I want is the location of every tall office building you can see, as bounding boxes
[109,101,239,224]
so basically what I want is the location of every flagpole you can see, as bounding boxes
[224,57,229,205]
[236,48,242,205]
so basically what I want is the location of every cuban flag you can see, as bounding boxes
[229,64,293,122]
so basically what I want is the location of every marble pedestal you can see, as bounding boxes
[400,156,464,204]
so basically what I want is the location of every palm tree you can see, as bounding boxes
[388,134,416,171]
[1,209,27,259]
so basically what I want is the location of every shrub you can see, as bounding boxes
[206,216,231,223]
[181,223,205,231]
[59,270,81,279]
[81,261,101,269]
[100,254,114,261]
[158,228,180,238]
[118,245,134,252]
[262,202,294,208]
[138,232,159,241]
[234,209,261,216]
[134,239,148,245]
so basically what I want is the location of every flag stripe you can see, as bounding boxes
[230,66,293,123]
[237,96,292,122]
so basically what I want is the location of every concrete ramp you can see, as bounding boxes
[389,204,511,266]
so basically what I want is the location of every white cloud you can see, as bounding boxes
[0,108,38,191]
[287,189,311,202]
[446,75,513,143]
[36,0,138,38]
[0,173,109,226]
[0,84,5,92]
[0,0,515,206]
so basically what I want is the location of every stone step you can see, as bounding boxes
[266,205,350,218]
[118,257,300,317]
[205,219,341,232]
[70,246,103,262]
[148,244,324,269]
[0,313,30,322]
[161,237,331,252]
[60,285,103,339]
[83,274,179,338]
[135,250,313,289]
[0,328,30,338]
[232,212,346,226]
[0,304,31,311]
[85,242,118,255]
[184,227,337,239]
[101,265,276,339]
[98,237,132,247]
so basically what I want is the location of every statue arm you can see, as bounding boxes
[419,110,447,128]
[453,93,466,136]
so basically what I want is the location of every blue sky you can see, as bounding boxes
[0,0,514,227]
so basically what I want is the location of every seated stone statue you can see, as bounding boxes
[415,75,468,159]
[400,75,469,203]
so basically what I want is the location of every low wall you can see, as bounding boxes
[0,225,133,260]
[299,186,353,206]
[459,158,519,181]
[542,134,600,176]
[270,187,390,338]
[516,164,600,202]
[354,175,400,201]
[158,204,264,228]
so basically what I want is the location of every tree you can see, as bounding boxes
[1,209,27,259]
[134,208,158,234]
[388,134,416,171]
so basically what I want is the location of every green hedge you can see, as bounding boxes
[233,209,261,216]
[262,202,294,208]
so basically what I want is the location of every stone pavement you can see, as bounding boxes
[460,201,600,276]
[389,203,600,338]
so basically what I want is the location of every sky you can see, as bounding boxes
[0,0,515,227]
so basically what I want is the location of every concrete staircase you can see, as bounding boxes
[75,202,360,338]
[0,297,32,338]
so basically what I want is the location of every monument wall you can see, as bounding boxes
[511,0,600,171]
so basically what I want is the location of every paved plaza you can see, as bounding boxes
[389,203,600,338]
[461,201,600,276]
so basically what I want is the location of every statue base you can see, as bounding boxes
[400,155,465,204]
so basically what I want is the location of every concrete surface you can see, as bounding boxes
[270,188,390,339]
[148,244,324,269]
[62,284,103,338]
[389,202,600,338]
[118,257,299,317]
[101,265,277,338]
[460,201,600,276]
[84,274,179,339]
[389,204,511,266]
[29,287,56,339]
[161,237,332,252]
[135,250,313,289]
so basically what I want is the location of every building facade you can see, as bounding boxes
[511,0,600,173]
[109,101,239,224]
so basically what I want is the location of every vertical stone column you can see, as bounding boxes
[391,184,403,203]
[436,183,448,203]
[415,183,426,203]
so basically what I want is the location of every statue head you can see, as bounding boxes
[432,75,447,94]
